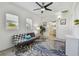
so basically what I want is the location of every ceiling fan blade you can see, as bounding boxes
[45,8,52,11]
[44,2,53,7]
[36,2,42,8]
[33,8,42,11]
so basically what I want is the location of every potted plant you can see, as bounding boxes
[40,25,46,35]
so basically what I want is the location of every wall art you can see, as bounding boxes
[6,13,19,30]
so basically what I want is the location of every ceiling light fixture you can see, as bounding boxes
[41,8,45,11]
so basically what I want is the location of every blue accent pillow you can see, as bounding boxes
[24,35,31,40]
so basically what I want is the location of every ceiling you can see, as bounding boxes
[13,2,74,21]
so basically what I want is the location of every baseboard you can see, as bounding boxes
[0,46,14,53]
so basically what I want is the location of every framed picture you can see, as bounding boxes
[60,19,66,25]
[6,13,19,30]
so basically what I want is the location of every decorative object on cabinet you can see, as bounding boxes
[6,13,19,30]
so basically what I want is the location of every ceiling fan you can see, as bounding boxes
[33,2,53,13]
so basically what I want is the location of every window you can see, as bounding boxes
[26,18,32,31]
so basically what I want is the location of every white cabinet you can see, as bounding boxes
[66,35,79,56]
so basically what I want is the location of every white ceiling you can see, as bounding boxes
[13,2,74,21]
